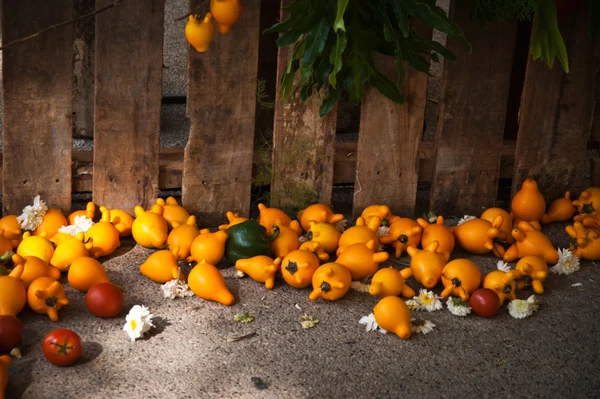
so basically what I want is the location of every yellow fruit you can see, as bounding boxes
[373,296,412,339]
[13,254,61,289]
[156,197,190,230]
[307,221,341,254]
[132,204,169,249]
[440,259,482,301]
[298,204,344,232]
[140,247,181,283]
[0,215,23,247]
[85,207,121,258]
[235,255,281,290]
[336,223,378,256]
[1,355,12,399]
[167,216,200,260]
[369,266,415,298]
[27,277,68,322]
[0,265,27,317]
[210,0,243,34]
[281,249,321,289]
[50,232,92,272]
[188,260,234,305]
[67,257,110,293]
[270,224,300,259]
[109,209,135,237]
[17,232,54,263]
[33,209,68,239]
[218,211,248,231]
[298,241,330,262]
[308,262,352,301]
[187,229,228,265]
[335,240,389,281]
[185,13,215,53]
[68,201,96,225]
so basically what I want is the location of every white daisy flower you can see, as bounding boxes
[496,260,512,272]
[527,295,539,312]
[350,280,370,293]
[161,278,194,299]
[359,313,387,334]
[508,299,534,319]
[58,215,94,236]
[415,289,443,312]
[377,225,390,238]
[17,195,48,231]
[299,314,319,329]
[335,219,348,233]
[446,296,472,317]
[123,305,155,341]
[457,215,476,225]
[411,318,435,334]
[405,299,422,310]
[550,248,580,275]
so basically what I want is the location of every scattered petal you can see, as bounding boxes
[415,289,443,312]
[234,313,254,323]
[298,235,309,243]
[527,295,539,312]
[496,261,512,272]
[10,347,22,359]
[294,304,301,310]
[427,212,438,224]
[508,299,534,319]
[405,299,422,310]
[377,226,390,238]
[335,219,348,233]
[123,305,155,341]
[571,283,583,287]
[161,278,194,299]
[550,249,580,275]
[359,313,387,334]
[457,215,476,226]
[446,296,472,317]
[411,318,435,334]
[350,280,370,293]
[299,314,319,329]
[235,270,246,278]
[17,195,48,231]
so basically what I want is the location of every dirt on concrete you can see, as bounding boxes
[5,223,600,399]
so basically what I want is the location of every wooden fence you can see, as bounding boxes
[1,0,598,225]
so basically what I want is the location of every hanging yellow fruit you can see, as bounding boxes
[185,13,215,53]
[210,0,243,34]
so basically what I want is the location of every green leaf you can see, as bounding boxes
[389,0,410,38]
[319,83,342,117]
[302,18,330,68]
[329,31,347,88]
[405,1,471,51]
[366,57,405,105]
[334,0,350,32]
[343,53,369,104]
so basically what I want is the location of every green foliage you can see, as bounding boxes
[530,0,568,73]
[256,78,275,110]
[264,0,469,117]
[469,0,539,23]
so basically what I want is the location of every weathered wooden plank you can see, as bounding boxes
[270,0,337,213]
[353,25,431,218]
[430,0,517,216]
[183,0,260,225]
[1,0,73,215]
[93,0,164,213]
[512,6,597,200]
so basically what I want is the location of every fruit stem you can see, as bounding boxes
[174,0,209,21]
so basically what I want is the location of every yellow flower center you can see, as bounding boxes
[420,295,433,305]
[130,319,138,330]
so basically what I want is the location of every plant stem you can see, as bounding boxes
[174,0,209,21]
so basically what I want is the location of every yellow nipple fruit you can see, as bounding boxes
[12,254,61,289]
[481,207,514,244]
[85,206,121,258]
[417,216,454,260]
[270,224,300,259]
[0,215,23,248]
[453,216,504,257]
[566,222,600,260]
[0,264,27,316]
[27,277,68,322]
[185,13,215,53]
[17,232,54,263]
[440,259,482,301]
[298,241,330,262]
[33,208,68,239]
[308,262,352,301]
[235,255,282,290]
[336,216,379,256]
[541,191,576,224]
[513,255,548,294]
[406,241,447,288]
[335,239,389,281]
[368,266,415,298]
[503,221,558,264]
[156,197,190,230]
[281,249,321,288]
[483,270,517,306]
[132,204,169,249]
[257,203,292,232]
[1,355,12,399]
[573,187,600,223]
[167,216,200,260]
[379,218,422,258]
[140,247,181,283]
[298,204,345,233]
[50,232,92,272]
[307,221,341,254]
[210,0,243,34]
[109,209,135,237]
[188,260,234,305]
[511,178,545,231]
[218,211,248,231]
[67,257,110,293]
[361,205,393,223]
[68,201,96,225]
[373,296,412,340]
[187,229,228,265]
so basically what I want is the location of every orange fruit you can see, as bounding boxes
[67,257,110,293]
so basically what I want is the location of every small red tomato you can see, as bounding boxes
[469,288,501,318]
[85,282,124,318]
[0,315,23,353]
[42,328,83,366]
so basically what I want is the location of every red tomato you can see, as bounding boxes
[85,282,124,318]
[42,329,83,366]
[0,315,23,353]
[469,288,501,318]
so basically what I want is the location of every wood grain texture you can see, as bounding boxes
[93,0,164,213]
[183,0,260,225]
[1,0,73,215]
[430,1,517,216]
[512,6,597,200]
[353,25,431,218]
[270,0,337,213]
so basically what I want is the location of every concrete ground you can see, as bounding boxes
[5,222,600,399]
